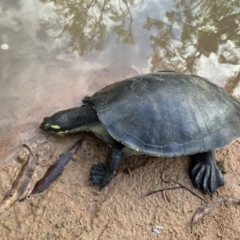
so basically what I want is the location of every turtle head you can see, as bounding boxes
[40,106,98,135]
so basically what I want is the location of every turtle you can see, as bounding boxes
[40,71,240,194]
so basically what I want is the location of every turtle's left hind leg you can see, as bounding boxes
[90,147,122,189]
[190,151,225,194]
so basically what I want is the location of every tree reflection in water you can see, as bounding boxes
[144,0,240,75]
[40,0,139,56]
[40,0,240,93]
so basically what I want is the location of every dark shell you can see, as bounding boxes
[91,72,240,156]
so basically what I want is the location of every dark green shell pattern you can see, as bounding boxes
[91,72,240,157]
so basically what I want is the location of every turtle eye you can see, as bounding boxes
[50,125,61,130]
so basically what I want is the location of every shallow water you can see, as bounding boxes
[0,0,239,165]
[0,0,240,137]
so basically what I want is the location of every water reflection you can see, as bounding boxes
[39,0,240,93]
[144,0,240,76]
[0,0,240,156]
[40,0,139,56]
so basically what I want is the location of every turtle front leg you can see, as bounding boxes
[190,151,225,194]
[90,147,122,189]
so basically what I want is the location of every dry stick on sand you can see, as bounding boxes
[31,137,85,194]
[145,162,204,201]
[191,196,240,231]
[145,183,204,201]
[0,145,36,215]
[145,162,240,230]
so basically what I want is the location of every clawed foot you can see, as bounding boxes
[90,163,114,189]
[190,152,225,194]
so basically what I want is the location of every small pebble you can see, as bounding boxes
[153,225,164,234]
[17,153,26,163]
[55,224,61,228]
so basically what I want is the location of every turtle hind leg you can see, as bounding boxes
[90,147,122,189]
[190,151,225,194]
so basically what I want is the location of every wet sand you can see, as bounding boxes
[0,123,240,239]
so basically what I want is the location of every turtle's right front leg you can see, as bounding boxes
[90,147,122,189]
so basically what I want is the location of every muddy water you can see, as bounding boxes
[0,1,240,239]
